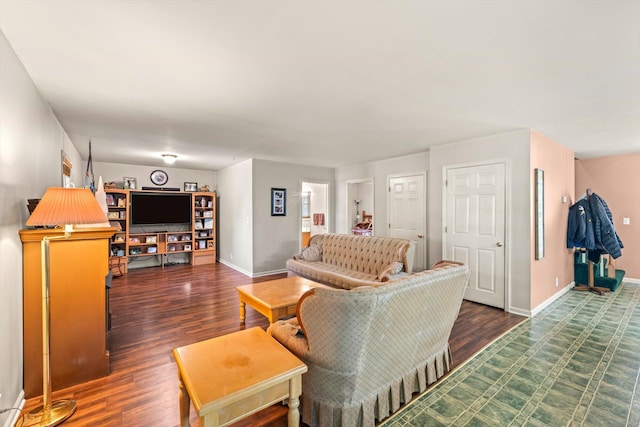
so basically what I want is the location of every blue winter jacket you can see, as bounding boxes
[589,193,623,258]
[566,199,594,250]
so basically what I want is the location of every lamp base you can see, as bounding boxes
[16,399,76,427]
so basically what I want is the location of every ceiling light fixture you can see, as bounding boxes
[162,154,177,164]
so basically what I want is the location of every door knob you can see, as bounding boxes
[417,234,424,238]
[496,242,503,247]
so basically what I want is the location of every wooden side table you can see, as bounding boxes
[173,327,307,427]
[236,276,329,325]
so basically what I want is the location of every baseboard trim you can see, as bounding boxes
[252,268,287,278]
[530,282,575,318]
[3,390,24,427]
[216,259,287,278]
[217,258,252,277]
[507,306,531,318]
[624,277,640,285]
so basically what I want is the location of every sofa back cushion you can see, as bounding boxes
[308,234,410,277]
[296,261,470,376]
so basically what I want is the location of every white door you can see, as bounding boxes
[388,174,426,272]
[445,163,506,308]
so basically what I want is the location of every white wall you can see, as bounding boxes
[217,159,253,275]
[335,152,429,235]
[0,31,74,426]
[428,130,532,314]
[252,159,334,275]
[62,133,85,188]
[93,161,216,192]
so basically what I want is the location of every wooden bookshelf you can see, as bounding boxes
[104,189,217,272]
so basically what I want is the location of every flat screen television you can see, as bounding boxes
[130,192,192,226]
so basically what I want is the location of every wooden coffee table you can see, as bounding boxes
[173,327,307,427]
[237,276,329,325]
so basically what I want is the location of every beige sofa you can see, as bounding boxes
[286,233,415,290]
[268,261,470,427]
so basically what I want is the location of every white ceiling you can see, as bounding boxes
[1,0,639,171]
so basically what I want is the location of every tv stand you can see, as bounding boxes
[105,190,216,274]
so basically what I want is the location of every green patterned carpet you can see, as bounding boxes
[381,283,640,427]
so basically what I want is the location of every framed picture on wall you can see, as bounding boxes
[184,182,197,192]
[271,188,286,216]
[535,168,544,260]
[124,177,137,190]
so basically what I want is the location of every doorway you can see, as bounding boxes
[444,162,506,309]
[300,181,329,250]
[346,179,374,234]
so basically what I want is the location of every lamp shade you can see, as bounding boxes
[26,187,108,227]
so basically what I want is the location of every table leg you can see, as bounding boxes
[287,375,302,427]
[239,299,246,323]
[202,412,219,427]
[178,373,190,427]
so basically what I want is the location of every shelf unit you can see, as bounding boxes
[192,192,216,266]
[106,189,129,275]
[104,189,216,272]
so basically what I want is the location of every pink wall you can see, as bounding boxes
[575,152,640,279]
[530,131,575,309]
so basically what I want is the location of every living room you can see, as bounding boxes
[2,2,639,426]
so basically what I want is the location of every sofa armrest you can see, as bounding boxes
[430,260,464,270]
[404,241,415,274]
[267,318,309,359]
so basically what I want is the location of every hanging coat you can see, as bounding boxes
[589,193,623,259]
[567,198,595,250]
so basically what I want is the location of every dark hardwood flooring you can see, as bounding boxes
[19,262,525,426]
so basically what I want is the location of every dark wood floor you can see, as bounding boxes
[20,262,525,427]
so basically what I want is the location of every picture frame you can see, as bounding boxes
[106,194,115,206]
[271,188,286,216]
[124,177,137,190]
[184,182,197,192]
[535,168,545,260]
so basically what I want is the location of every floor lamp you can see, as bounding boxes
[21,187,108,427]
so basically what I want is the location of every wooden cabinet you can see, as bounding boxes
[104,189,217,270]
[19,227,115,398]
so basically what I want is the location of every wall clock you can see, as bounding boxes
[150,170,169,186]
